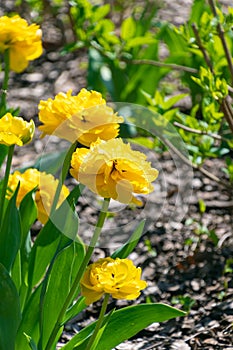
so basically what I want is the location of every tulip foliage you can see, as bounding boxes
[0,14,185,350]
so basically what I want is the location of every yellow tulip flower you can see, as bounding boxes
[38,89,124,146]
[81,257,147,305]
[7,168,69,224]
[0,15,42,72]
[70,138,159,205]
[0,113,35,146]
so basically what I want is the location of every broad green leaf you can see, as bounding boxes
[121,43,163,103]
[28,185,83,289]
[159,23,188,53]
[0,185,21,271]
[162,94,188,110]
[92,4,110,22]
[95,304,185,350]
[11,250,21,291]
[111,220,145,259]
[40,242,85,349]
[126,36,156,49]
[130,136,155,149]
[0,263,21,350]
[62,303,186,350]
[27,219,63,289]
[190,0,209,24]
[16,286,41,350]
[121,17,136,41]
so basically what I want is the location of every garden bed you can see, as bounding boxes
[1,1,233,349]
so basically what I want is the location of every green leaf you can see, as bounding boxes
[62,303,186,350]
[125,36,156,49]
[32,150,67,174]
[0,185,21,271]
[111,220,145,259]
[198,199,206,214]
[86,307,115,350]
[40,242,85,349]
[63,297,86,325]
[121,17,136,41]
[130,136,155,149]
[0,144,8,168]
[28,185,83,289]
[16,286,42,350]
[208,229,219,246]
[95,303,185,350]
[92,4,110,22]
[18,189,37,306]
[162,93,188,110]
[159,23,188,53]
[11,251,21,292]
[23,334,38,350]
[0,263,21,350]
[190,0,209,24]
[19,188,37,244]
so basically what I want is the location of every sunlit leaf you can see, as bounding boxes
[0,185,21,271]
[0,263,21,350]
[111,220,145,259]
[62,303,186,350]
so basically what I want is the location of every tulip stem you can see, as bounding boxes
[44,197,110,350]
[0,49,10,116]
[50,140,77,215]
[0,144,14,226]
[86,293,110,350]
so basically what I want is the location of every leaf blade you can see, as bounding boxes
[0,263,21,350]
[62,303,186,350]
[111,220,145,259]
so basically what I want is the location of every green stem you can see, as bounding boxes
[129,58,198,74]
[38,235,65,350]
[191,23,214,73]
[0,145,14,226]
[0,49,10,116]
[50,141,77,214]
[86,294,110,350]
[208,0,233,83]
[44,197,110,350]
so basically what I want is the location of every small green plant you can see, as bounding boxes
[171,294,196,313]
[184,199,219,247]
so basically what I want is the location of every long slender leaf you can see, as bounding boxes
[63,297,86,326]
[111,219,145,259]
[39,242,85,349]
[16,286,42,350]
[19,189,37,245]
[18,189,37,305]
[0,185,21,271]
[0,263,21,350]
[0,144,8,168]
[28,185,83,289]
[62,303,186,350]
[30,150,67,175]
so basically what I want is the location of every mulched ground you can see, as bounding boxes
[1,1,233,349]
